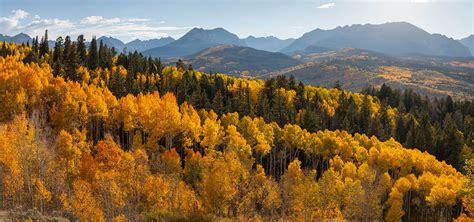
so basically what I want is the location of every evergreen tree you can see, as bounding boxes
[211,91,224,115]
[53,37,64,76]
[358,95,371,134]
[395,113,406,143]
[1,41,6,57]
[379,102,392,140]
[88,36,99,70]
[76,35,87,66]
[437,114,464,169]
[446,95,454,113]
[98,40,105,68]
[63,36,80,81]
[22,51,39,64]
[108,69,127,98]
[39,30,49,57]
[34,35,39,53]
[176,59,186,70]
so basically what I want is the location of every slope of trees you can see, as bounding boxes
[0,37,473,221]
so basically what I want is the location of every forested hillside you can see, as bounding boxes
[0,33,473,221]
[264,48,474,100]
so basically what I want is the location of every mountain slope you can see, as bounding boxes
[143,27,246,59]
[243,36,294,52]
[263,48,474,99]
[97,36,126,52]
[0,33,32,44]
[459,35,474,56]
[181,45,301,77]
[125,37,175,52]
[281,22,471,57]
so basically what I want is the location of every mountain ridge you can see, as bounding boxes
[2,22,471,58]
[281,22,471,57]
[459,35,474,56]
[243,35,295,52]
[142,27,246,58]
[179,44,301,77]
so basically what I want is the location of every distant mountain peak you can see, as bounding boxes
[143,27,245,58]
[15,33,30,37]
[185,27,235,36]
[243,35,295,52]
[0,33,32,44]
[123,37,175,53]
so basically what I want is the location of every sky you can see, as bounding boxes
[0,0,472,43]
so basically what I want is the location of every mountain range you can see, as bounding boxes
[0,33,175,54]
[2,22,472,58]
[281,22,471,57]
[0,33,31,44]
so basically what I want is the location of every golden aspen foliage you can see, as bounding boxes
[157,148,183,175]
[0,57,50,121]
[224,124,252,159]
[180,102,202,148]
[200,117,224,152]
[62,180,105,222]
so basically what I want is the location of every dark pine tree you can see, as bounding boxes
[88,36,99,70]
[52,36,64,76]
[39,30,49,57]
[76,35,87,66]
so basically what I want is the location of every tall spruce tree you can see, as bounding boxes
[52,36,64,76]
[39,30,49,57]
[88,36,99,70]
[76,35,87,66]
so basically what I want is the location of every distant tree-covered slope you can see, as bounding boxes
[180,44,301,77]
[264,48,474,100]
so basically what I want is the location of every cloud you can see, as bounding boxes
[0,9,189,42]
[80,16,152,25]
[73,16,189,41]
[127,18,150,23]
[12,9,29,20]
[80,16,121,25]
[21,18,74,37]
[0,9,29,31]
[317,2,335,9]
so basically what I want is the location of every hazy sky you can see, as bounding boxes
[0,0,472,42]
